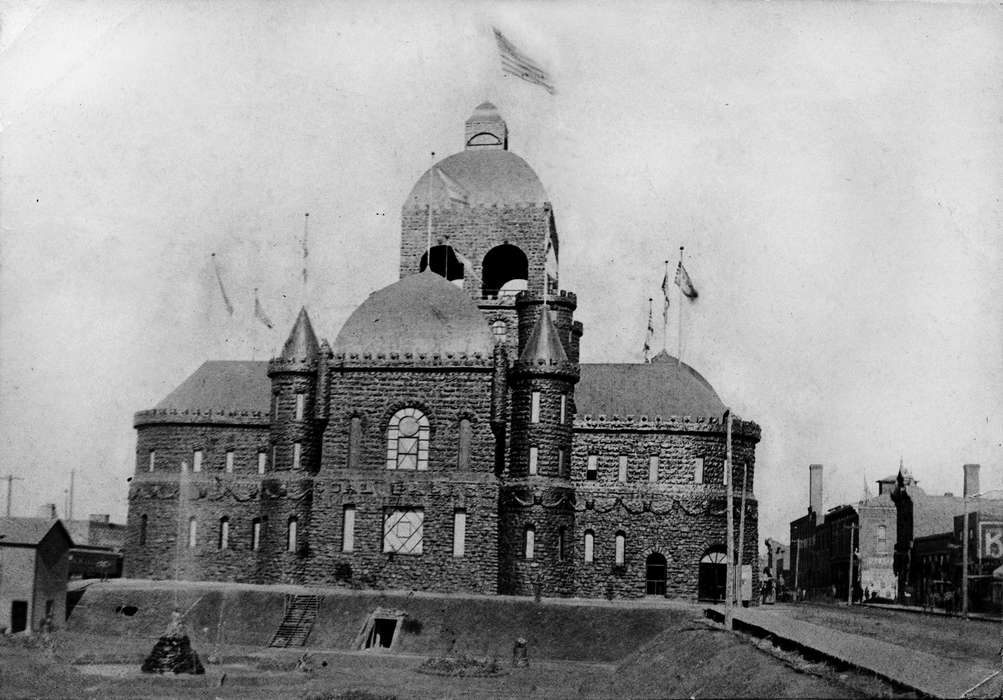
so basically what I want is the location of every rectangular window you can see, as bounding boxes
[457,418,472,469]
[530,391,541,423]
[295,393,305,420]
[188,518,197,548]
[648,456,659,483]
[694,457,704,484]
[293,442,302,469]
[528,447,538,475]
[558,449,566,477]
[148,450,156,472]
[584,531,594,563]
[525,527,535,559]
[383,508,423,554]
[453,509,466,557]
[258,452,267,475]
[560,394,567,423]
[615,533,625,565]
[219,519,229,550]
[252,519,261,550]
[287,518,297,552]
[225,451,234,473]
[343,506,356,552]
[348,417,362,469]
[587,455,598,481]
[618,456,628,482]
[193,450,203,473]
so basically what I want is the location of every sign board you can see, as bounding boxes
[980,521,1003,560]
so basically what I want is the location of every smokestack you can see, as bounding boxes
[809,464,823,515]
[964,463,981,498]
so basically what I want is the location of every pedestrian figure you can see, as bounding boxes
[512,638,529,668]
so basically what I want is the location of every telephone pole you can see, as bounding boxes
[3,474,24,517]
[724,408,734,630]
[845,523,859,605]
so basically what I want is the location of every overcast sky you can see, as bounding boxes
[1,0,1000,544]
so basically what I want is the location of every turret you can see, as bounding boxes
[267,308,322,474]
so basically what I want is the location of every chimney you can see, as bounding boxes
[88,514,110,524]
[809,464,823,515]
[36,503,57,519]
[964,463,981,498]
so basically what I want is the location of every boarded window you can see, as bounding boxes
[225,451,234,473]
[458,418,472,469]
[453,509,466,557]
[530,391,541,423]
[618,456,628,482]
[287,517,298,553]
[587,455,598,481]
[524,525,535,559]
[295,393,305,420]
[258,452,267,474]
[386,408,430,470]
[348,416,362,469]
[188,517,197,548]
[293,442,302,469]
[343,505,356,552]
[193,450,203,473]
[383,508,423,555]
[252,518,261,551]
[648,456,659,483]
[584,530,594,563]
[529,447,538,475]
[148,450,156,472]
[615,531,626,566]
[219,517,230,550]
[694,457,704,484]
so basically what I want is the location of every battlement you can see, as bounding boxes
[402,201,551,213]
[574,414,761,440]
[268,357,319,374]
[511,358,580,379]
[134,408,270,428]
[330,350,494,369]
[515,289,578,308]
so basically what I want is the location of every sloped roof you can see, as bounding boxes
[519,309,568,364]
[910,493,967,538]
[154,361,270,413]
[0,518,72,547]
[280,307,320,361]
[334,271,494,357]
[577,354,726,418]
[405,149,548,207]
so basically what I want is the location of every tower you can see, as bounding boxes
[499,303,579,596]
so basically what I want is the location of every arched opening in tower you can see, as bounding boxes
[420,245,464,287]
[482,244,528,298]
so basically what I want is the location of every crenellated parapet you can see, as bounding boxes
[511,357,580,380]
[134,408,269,428]
[574,414,761,441]
[330,351,494,370]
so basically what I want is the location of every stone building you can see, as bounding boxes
[123,103,761,600]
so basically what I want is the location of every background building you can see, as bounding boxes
[0,518,72,634]
[123,104,762,600]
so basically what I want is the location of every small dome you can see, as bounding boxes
[334,271,494,357]
[470,101,502,120]
[405,150,548,207]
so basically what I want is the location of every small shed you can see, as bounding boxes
[0,518,73,634]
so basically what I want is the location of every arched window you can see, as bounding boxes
[524,525,535,559]
[584,530,595,563]
[386,408,430,470]
[420,244,464,284]
[457,418,472,469]
[491,319,508,343]
[482,244,528,297]
[615,531,626,566]
[877,524,887,553]
[218,517,230,550]
[287,516,298,553]
[251,518,262,551]
[139,514,148,546]
[188,517,197,548]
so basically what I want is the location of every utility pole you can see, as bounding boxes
[724,408,734,630]
[793,538,801,598]
[963,492,970,618]
[68,469,75,521]
[845,523,859,605]
[737,459,749,607]
[3,474,24,517]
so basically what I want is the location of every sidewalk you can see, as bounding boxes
[863,600,1002,623]
[709,605,1001,698]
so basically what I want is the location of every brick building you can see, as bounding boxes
[123,103,761,600]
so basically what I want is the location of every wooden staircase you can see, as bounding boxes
[268,594,321,648]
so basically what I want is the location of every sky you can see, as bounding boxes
[1,0,1000,545]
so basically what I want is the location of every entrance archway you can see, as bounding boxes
[482,244,528,297]
[698,547,728,602]
[645,552,667,595]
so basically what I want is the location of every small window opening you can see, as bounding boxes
[530,392,541,423]
[584,530,595,563]
[193,450,203,473]
[694,457,704,484]
[225,451,234,473]
[528,447,538,475]
[618,455,628,482]
[295,393,305,420]
[258,452,267,474]
[587,455,598,481]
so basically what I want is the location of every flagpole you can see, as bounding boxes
[677,246,684,369]
[724,408,734,630]
[302,213,309,304]
[425,151,435,271]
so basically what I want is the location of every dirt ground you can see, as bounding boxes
[0,615,908,699]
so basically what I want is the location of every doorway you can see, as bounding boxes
[698,548,728,602]
[646,552,667,595]
[366,618,398,649]
[10,600,27,633]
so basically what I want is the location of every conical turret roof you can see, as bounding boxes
[519,308,568,364]
[280,307,320,360]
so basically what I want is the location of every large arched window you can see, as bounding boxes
[386,408,430,470]
[482,244,528,297]
[420,245,464,285]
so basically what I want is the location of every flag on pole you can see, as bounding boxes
[493,27,556,95]
[660,264,671,326]
[675,261,698,299]
[643,298,654,362]
[302,213,309,285]
[253,289,273,329]
[434,167,469,205]
[211,253,234,316]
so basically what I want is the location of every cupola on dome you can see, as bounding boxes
[333,271,495,357]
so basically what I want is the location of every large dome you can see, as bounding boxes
[333,271,494,357]
[405,149,549,207]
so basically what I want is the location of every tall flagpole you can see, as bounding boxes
[677,246,684,369]
[662,259,669,351]
[425,152,436,271]
[724,408,734,630]
[302,213,309,304]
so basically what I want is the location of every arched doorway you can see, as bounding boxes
[645,552,667,595]
[698,547,728,602]
[420,245,464,285]
[482,244,528,297]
